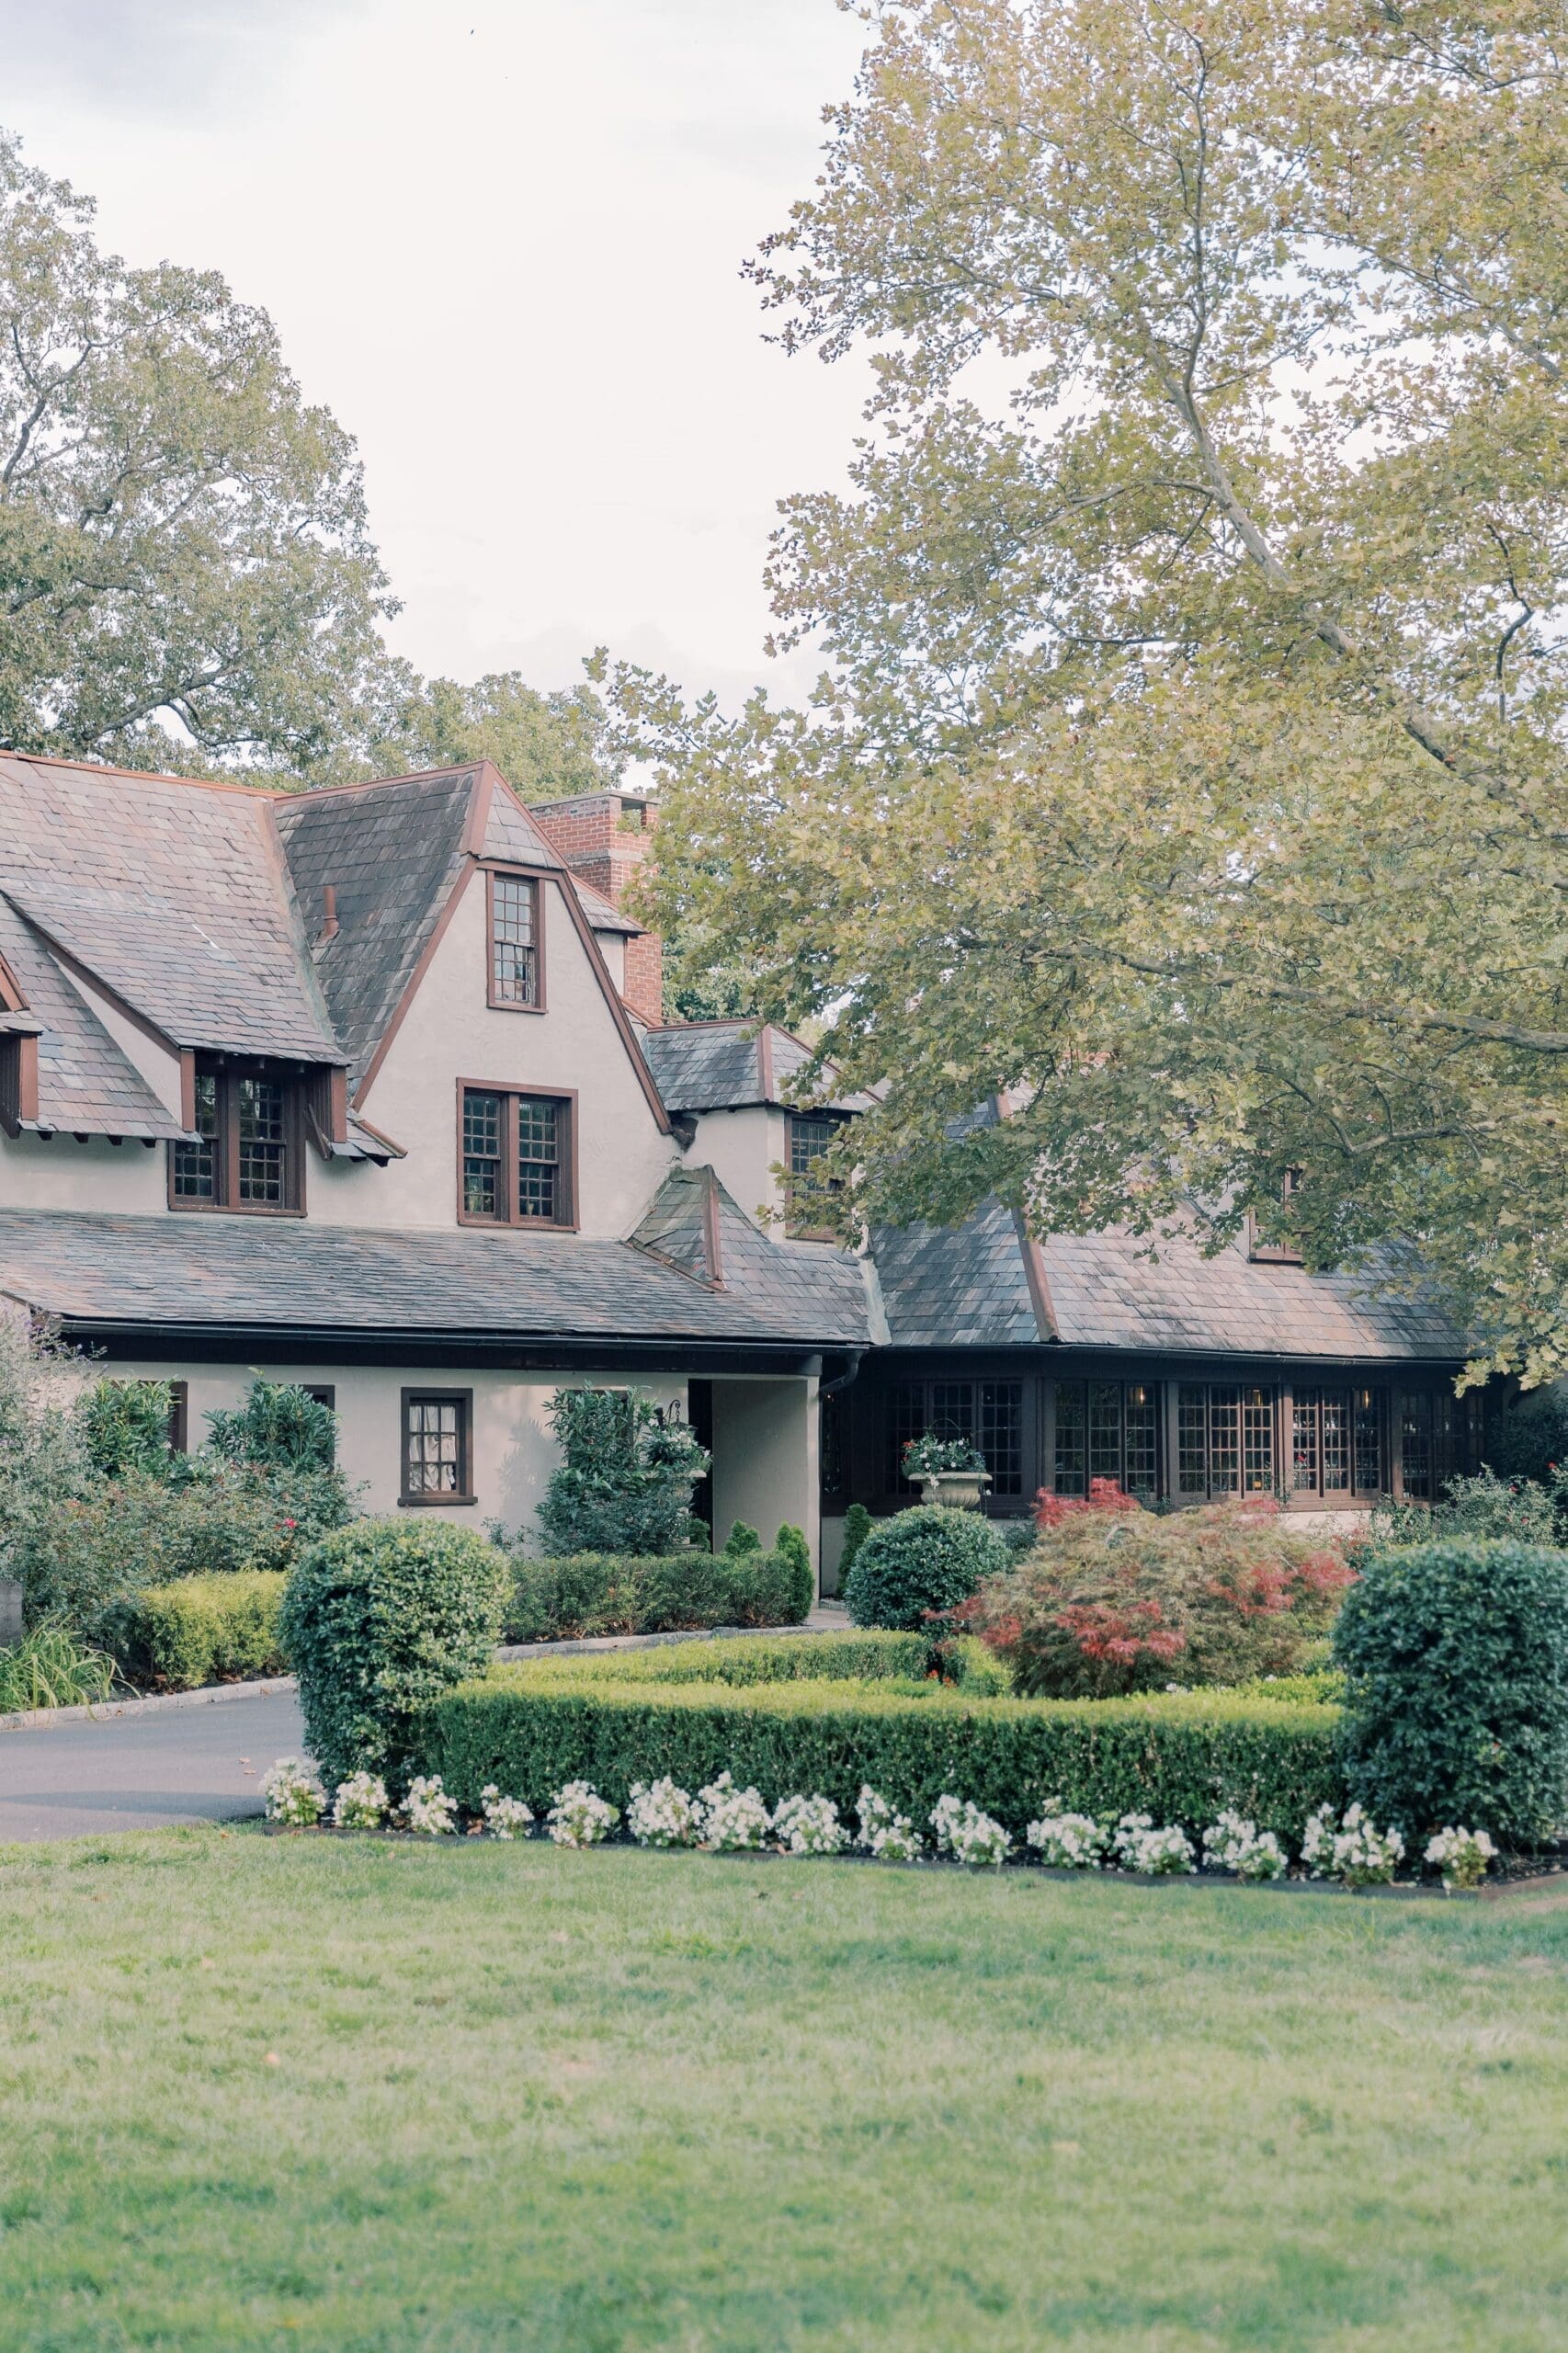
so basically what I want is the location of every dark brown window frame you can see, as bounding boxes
[785,1108,849,1241]
[484,866,548,1015]
[399,1387,475,1506]
[456,1079,578,1230]
[167,1380,189,1456]
[167,1056,305,1217]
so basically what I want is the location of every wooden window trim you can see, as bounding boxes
[399,1387,475,1506]
[484,866,548,1016]
[0,1032,40,1135]
[784,1108,848,1241]
[167,1059,306,1217]
[456,1079,578,1231]
[167,1381,189,1456]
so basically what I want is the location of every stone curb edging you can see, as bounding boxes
[0,1616,846,1735]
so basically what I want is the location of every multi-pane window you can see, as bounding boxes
[459,1086,573,1226]
[402,1391,472,1503]
[786,1112,843,1236]
[1294,1388,1383,1498]
[1400,1392,1436,1499]
[883,1379,1023,1497]
[1052,1381,1158,1497]
[1178,1383,1276,1497]
[489,873,540,1008]
[171,1060,300,1213]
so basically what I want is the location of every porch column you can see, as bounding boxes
[709,1375,820,1569]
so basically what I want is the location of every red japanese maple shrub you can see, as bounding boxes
[954,1487,1355,1698]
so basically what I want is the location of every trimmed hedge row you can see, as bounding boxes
[503,1547,813,1642]
[103,1571,287,1690]
[516,1629,932,1687]
[421,1670,1344,1842]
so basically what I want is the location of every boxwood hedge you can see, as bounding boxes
[503,1545,813,1642]
[420,1663,1343,1844]
[101,1571,287,1690]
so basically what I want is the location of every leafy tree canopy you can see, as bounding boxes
[609,0,1568,1384]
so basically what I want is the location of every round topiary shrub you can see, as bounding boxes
[1334,1537,1568,1849]
[280,1518,507,1790]
[843,1506,1007,1631]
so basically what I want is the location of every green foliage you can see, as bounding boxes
[967,1498,1355,1698]
[102,1572,287,1691]
[502,1548,813,1643]
[362,671,619,801]
[1484,1390,1568,1487]
[772,1522,813,1602]
[1358,1468,1562,1554]
[517,1630,931,1688]
[1335,1539,1568,1848]
[0,1621,116,1711]
[536,1389,709,1558]
[279,1518,507,1789]
[613,2,1568,1387]
[723,1521,763,1558]
[844,1505,1006,1631]
[837,1503,874,1581]
[425,1671,1343,1846]
[77,1379,175,1483]
[204,1378,336,1472]
[0,1313,96,1597]
[902,1432,986,1476]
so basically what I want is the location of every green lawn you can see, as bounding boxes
[2,1831,1565,2352]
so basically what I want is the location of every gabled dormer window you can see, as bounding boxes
[170,1058,302,1214]
[487,871,544,1011]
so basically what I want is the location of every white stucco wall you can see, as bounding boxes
[682,1105,789,1233]
[322,869,676,1234]
[710,1375,819,1561]
[0,1129,167,1210]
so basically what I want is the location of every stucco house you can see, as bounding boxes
[0,754,1477,1589]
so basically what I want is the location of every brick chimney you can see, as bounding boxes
[529,788,664,1025]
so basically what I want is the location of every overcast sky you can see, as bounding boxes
[1,0,873,709]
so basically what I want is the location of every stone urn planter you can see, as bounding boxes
[915,1470,992,1511]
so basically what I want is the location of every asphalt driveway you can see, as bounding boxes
[0,1689,305,1842]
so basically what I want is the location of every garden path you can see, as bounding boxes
[0,1688,303,1843]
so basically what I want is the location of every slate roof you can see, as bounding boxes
[870,1204,1466,1361]
[0,1201,872,1350]
[640,1022,875,1114]
[0,895,186,1141]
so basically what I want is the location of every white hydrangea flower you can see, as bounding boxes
[772,1793,848,1856]
[696,1771,772,1851]
[1303,1803,1404,1886]
[930,1793,1012,1869]
[403,1774,458,1836]
[1112,1813,1196,1875]
[481,1785,535,1839]
[855,1785,922,1861]
[261,1756,325,1826]
[1025,1800,1107,1870]
[332,1771,388,1831]
[547,1780,619,1847]
[1424,1824,1495,1891]
[627,1778,702,1847]
[1202,1809,1287,1881]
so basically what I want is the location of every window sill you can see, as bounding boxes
[398,1494,477,1508]
[456,1211,579,1234]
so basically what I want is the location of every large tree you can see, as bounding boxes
[0,129,394,774]
[615,0,1568,1384]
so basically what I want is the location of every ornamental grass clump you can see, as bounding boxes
[930,1793,1011,1869]
[548,1781,619,1847]
[772,1793,848,1856]
[260,1757,324,1826]
[957,1486,1353,1697]
[855,1786,921,1860]
[1302,1803,1405,1887]
[627,1777,702,1847]
[1201,1809,1288,1881]
[697,1770,772,1850]
[1113,1813,1197,1875]
[480,1786,534,1838]
[332,1771,388,1830]
[1025,1802,1107,1870]
[1424,1825,1496,1892]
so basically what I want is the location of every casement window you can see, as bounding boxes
[401,1389,473,1505]
[1176,1382,1277,1498]
[884,1378,1025,1497]
[487,870,543,1010]
[1292,1386,1384,1499]
[785,1111,846,1238]
[1052,1381,1159,1498]
[170,1060,301,1214]
[458,1084,575,1227]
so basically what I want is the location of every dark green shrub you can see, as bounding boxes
[836,1503,873,1582]
[536,1389,709,1555]
[1335,1538,1568,1847]
[424,1672,1343,1844]
[845,1506,1007,1631]
[718,1545,812,1628]
[1357,1468,1560,1555]
[103,1571,287,1690]
[1484,1388,1568,1488]
[77,1379,176,1481]
[517,1631,929,1687]
[501,1547,813,1642]
[723,1521,763,1558]
[204,1377,337,1471]
[281,1518,507,1789]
